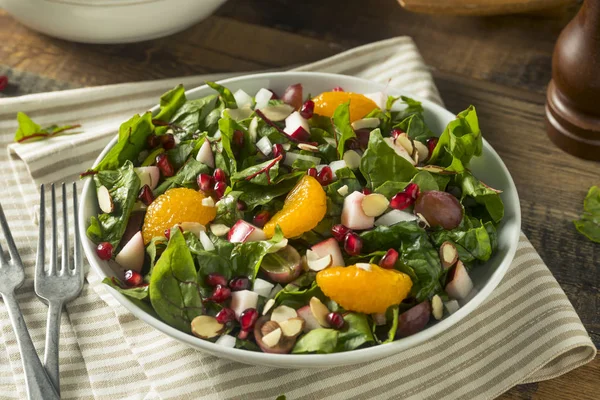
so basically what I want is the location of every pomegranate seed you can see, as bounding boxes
[205,273,228,287]
[216,308,236,324]
[197,173,214,192]
[213,168,227,183]
[96,242,113,260]
[160,134,175,150]
[238,330,250,340]
[317,166,333,186]
[137,184,154,206]
[391,129,404,140]
[326,312,345,329]
[237,200,247,211]
[362,188,372,195]
[426,137,439,155]
[379,249,399,269]
[147,134,160,149]
[299,100,315,119]
[229,276,250,292]
[253,210,270,228]
[344,232,363,256]
[156,154,174,177]
[332,86,344,92]
[390,192,414,210]
[404,183,420,199]
[213,181,227,199]
[331,224,351,242]
[272,143,286,162]
[124,270,143,287]
[233,130,245,148]
[0,75,7,91]
[239,308,259,330]
[307,168,318,178]
[165,225,183,239]
[208,285,231,303]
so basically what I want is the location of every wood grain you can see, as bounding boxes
[0,3,597,398]
[398,0,576,16]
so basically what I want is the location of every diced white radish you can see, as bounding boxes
[196,140,214,168]
[306,254,332,271]
[282,152,321,167]
[215,334,236,348]
[201,197,215,207]
[445,261,474,300]
[361,193,389,217]
[199,230,215,251]
[283,111,310,136]
[227,220,266,243]
[329,160,347,178]
[252,278,275,298]
[297,305,322,332]
[341,191,375,230]
[444,300,460,315]
[351,118,380,131]
[256,136,272,156]
[224,106,253,121]
[337,185,349,196]
[180,222,206,238]
[375,209,418,226]
[254,88,274,110]
[210,224,230,237]
[383,137,416,165]
[343,150,361,170]
[248,116,258,143]
[115,231,144,273]
[365,92,386,110]
[311,238,345,267]
[135,166,160,190]
[97,186,114,214]
[230,290,259,318]
[282,143,292,151]
[234,89,253,108]
[260,104,294,121]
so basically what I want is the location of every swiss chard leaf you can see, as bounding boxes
[214,191,244,226]
[292,329,339,354]
[360,129,418,190]
[206,81,237,109]
[149,229,203,333]
[574,185,600,243]
[14,112,81,143]
[231,157,281,186]
[86,161,140,248]
[169,94,217,137]
[336,313,375,351]
[332,102,355,159]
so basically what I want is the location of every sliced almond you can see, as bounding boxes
[439,241,459,270]
[414,140,429,162]
[201,197,215,207]
[180,222,206,238]
[309,297,330,328]
[337,184,349,196]
[413,150,419,165]
[432,295,443,320]
[262,298,276,316]
[190,316,224,339]
[210,224,230,237]
[261,327,282,348]
[307,254,332,272]
[305,249,319,262]
[97,185,114,214]
[416,212,430,229]
[260,320,280,336]
[279,317,305,338]
[356,263,372,271]
[270,305,298,323]
[260,104,295,121]
[297,143,320,152]
[343,150,362,170]
[395,133,414,156]
[361,193,390,217]
[351,117,380,131]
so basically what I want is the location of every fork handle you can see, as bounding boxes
[2,292,60,400]
[44,300,63,394]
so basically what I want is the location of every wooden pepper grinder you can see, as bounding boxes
[546,0,600,160]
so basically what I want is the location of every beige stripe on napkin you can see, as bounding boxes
[0,36,595,400]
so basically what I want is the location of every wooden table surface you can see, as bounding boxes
[0,1,598,398]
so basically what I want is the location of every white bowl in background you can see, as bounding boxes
[0,0,227,44]
[79,72,521,368]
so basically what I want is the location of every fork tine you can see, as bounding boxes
[72,182,83,280]
[49,183,58,276]
[0,202,22,266]
[60,183,69,276]
[36,185,46,280]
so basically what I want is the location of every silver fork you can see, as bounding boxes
[35,183,84,395]
[0,203,59,400]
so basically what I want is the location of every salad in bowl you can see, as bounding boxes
[82,73,511,359]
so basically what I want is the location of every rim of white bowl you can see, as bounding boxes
[79,71,521,367]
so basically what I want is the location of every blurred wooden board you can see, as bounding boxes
[399,0,576,16]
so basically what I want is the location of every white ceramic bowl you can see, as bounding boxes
[79,72,521,368]
[0,0,227,44]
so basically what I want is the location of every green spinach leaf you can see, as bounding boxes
[332,102,355,159]
[153,84,187,123]
[292,329,339,354]
[574,185,600,243]
[206,81,237,109]
[456,171,504,223]
[336,313,375,351]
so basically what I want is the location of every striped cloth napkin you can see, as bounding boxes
[0,37,595,400]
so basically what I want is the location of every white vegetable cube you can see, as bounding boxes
[283,111,310,136]
[230,290,259,318]
[254,88,273,110]
[234,89,253,108]
[252,278,275,297]
[341,191,375,230]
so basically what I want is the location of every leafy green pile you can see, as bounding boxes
[574,186,600,243]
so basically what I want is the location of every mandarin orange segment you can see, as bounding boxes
[316,264,412,314]
[142,188,216,244]
[312,92,379,122]
[263,175,327,239]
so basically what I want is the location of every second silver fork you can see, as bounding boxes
[35,183,84,394]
